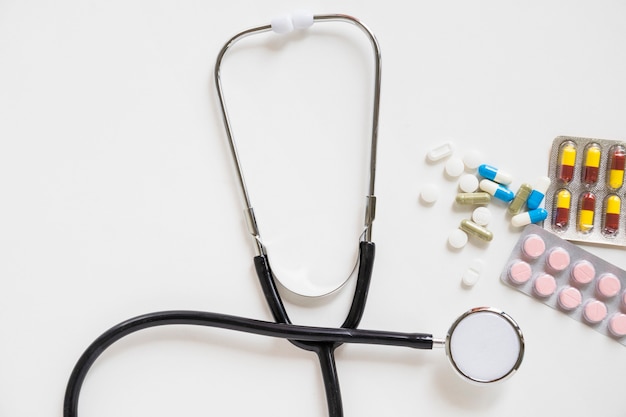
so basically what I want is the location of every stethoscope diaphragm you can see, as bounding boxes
[444,307,524,384]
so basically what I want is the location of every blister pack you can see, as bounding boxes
[543,135,626,247]
[501,225,626,346]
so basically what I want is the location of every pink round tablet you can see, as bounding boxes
[508,260,532,284]
[570,260,595,285]
[558,286,582,310]
[533,273,557,297]
[546,247,570,271]
[608,313,626,337]
[522,234,546,259]
[596,273,621,298]
[583,300,608,324]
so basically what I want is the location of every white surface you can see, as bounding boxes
[1,1,626,416]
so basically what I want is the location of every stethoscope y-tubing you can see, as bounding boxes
[63,309,433,417]
[254,241,377,416]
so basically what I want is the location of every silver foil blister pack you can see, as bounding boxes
[543,135,626,247]
[501,225,626,346]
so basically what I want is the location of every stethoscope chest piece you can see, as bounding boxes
[445,307,524,384]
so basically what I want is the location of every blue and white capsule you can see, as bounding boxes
[479,179,515,202]
[511,208,548,227]
[526,176,552,210]
[478,164,513,185]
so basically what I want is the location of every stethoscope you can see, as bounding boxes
[63,12,525,417]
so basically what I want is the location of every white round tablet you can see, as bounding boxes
[463,149,484,170]
[420,183,439,204]
[446,308,524,383]
[448,229,468,249]
[472,206,492,226]
[458,174,479,193]
[445,156,465,177]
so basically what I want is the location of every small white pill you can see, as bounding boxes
[445,156,465,177]
[463,149,484,170]
[420,183,439,204]
[271,14,294,34]
[462,258,485,287]
[448,229,468,249]
[458,174,479,193]
[292,10,314,29]
[472,206,492,226]
[426,142,454,162]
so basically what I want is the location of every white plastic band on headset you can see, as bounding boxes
[292,10,314,29]
[271,14,294,34]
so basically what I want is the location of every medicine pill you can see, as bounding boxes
[527,176,551,210]
[583,300,607,324]
[578,192,596,233]
[558,140,577,183]
[462,149,483,170]
[511,208,548,228]
[448,228,468,249]
[534,273,557,297]
[602,195,621,237]
[546,247,570,271]
[596,273,621,298]
[462,258,485,287]
[552,189,571,231]
[501,225,626,345]
[571,260,595,285]
[558,286,582,310]
[582,143,601,185]
[478,164,513,185]
[522,234,546,259]
[471,206,491,226]
[607,144,625,189]
[455,192,491,205]
[420,183,439,204]
[479,179,514,203]
[445,156,465,177]
[508,260,532,284]
[508,183,533,215]
[608,313,626,337]
[426,142,454,162]
[459,174,479,193]
[460,219,493,242]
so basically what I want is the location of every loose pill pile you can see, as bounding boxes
[501,224,626,345]
[544,136,626,248]
[424,141,551,249]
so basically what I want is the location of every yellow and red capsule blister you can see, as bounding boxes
[578,192,596,233]
[603,195,621,237]
[558,141,577,183]
[607,144,626,189]
[553,189,571,231]
[582,143,601,185]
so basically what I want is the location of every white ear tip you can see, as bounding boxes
[292,10,314,29]
[271,14,294,34]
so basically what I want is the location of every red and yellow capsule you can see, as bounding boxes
[607,144,626,189]
[603,194,621,237]
[578,192,596,233]
[553,189,571,231]
[558,141,577,183]
[582,143,601,185]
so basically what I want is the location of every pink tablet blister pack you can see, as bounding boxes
[501,224,626,346]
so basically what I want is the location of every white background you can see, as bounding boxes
[1,1,625,416]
